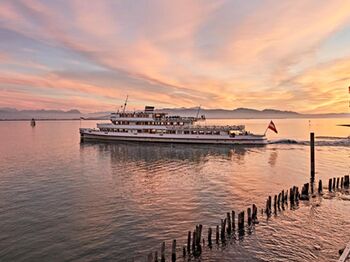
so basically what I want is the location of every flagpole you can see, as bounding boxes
[263,126,269,136]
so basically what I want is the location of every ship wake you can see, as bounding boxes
[268,136,350,146]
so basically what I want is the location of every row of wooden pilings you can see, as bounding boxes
[145,174,350,262]
[143,133,349,262]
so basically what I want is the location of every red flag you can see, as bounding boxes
[268,120,278,134]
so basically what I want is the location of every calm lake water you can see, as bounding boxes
[0,118,349,261]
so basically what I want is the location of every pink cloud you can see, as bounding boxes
[1,0,350,112]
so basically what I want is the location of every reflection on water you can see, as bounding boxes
[81,141,253,163]
[0,119,349,261]
[268,150,278,167]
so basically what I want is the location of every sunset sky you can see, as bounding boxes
[1,0,350,113]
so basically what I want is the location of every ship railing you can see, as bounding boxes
[165,125,245,131]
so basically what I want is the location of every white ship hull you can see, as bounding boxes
[80,129,267,145]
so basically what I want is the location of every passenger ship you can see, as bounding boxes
[80,106,267,145]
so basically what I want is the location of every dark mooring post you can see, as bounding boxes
[336,177,340,189]
[192,231,196,254]
[252,204,258,223]
[148,252,153,262]
[215,225,219,244]
[187,231,191,254]
[344,175,350,189]
[333,177,336,191]
[328,178,332,192]
[227,212,231,234]
[171,240,176,262]
[247,207,252,225]
[300,183,309,200]
[310,132,315,193]
[341,177,344,188]
[161,242,165,262]
[232,211,235,232]
[285,190,288,204]
[238,211,245,233]
[154,251,158,262]
[220,219,226,241]
[197,224,202,251]
[289,187,294,205]
[318,179,323,194]
[208,227,212,247]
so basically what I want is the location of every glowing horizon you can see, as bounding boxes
[1,0,350,113]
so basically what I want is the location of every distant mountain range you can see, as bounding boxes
[158,107,349,119]
[0,108,82,120]
[0,107,349,120]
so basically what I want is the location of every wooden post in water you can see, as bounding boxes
[220,219,226,241]
[273,195,277,214]
[197,224,202,254]
[289,188,294,205]
[300,183,309,200]
[148,252,153,262]
[154,251,158,262]
[333,177,336,191]
[318,179,323,194]
[341,177,344,188]
[345,175,350,189]
[247,207,252,225]
[252,204,258,223]
[285,190,288,204]
[161,242,165,262]
[208,227,212,247]
[198,224,202,250]
[336,177,340,189]
[187,231,191,254]
[277,193,281,209]
[183,246,186,257]
[238,211,245,233]
[310,132,315,193]
[328,178,332,192]
[171,240,176,262]
[192,231,196,254]
[227,212,231,235]
[215,225,219,244]
[296,186,300,201]
[232,211,235,232]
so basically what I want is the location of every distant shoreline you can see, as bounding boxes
[1,116,349,121]
[0,118,106,121]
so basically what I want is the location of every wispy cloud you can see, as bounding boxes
[0,0,350,112]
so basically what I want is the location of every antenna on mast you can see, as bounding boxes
[122,95,128,113]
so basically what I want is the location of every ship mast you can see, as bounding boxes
[196,105,201,119]
[122,95,128,113]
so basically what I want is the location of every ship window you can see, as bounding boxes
[199,131,204,135]
[184,131,189,134]
[191,130,197,134]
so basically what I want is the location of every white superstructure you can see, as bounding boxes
[80,106,267,145]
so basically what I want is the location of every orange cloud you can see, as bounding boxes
[1,0,350,112]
